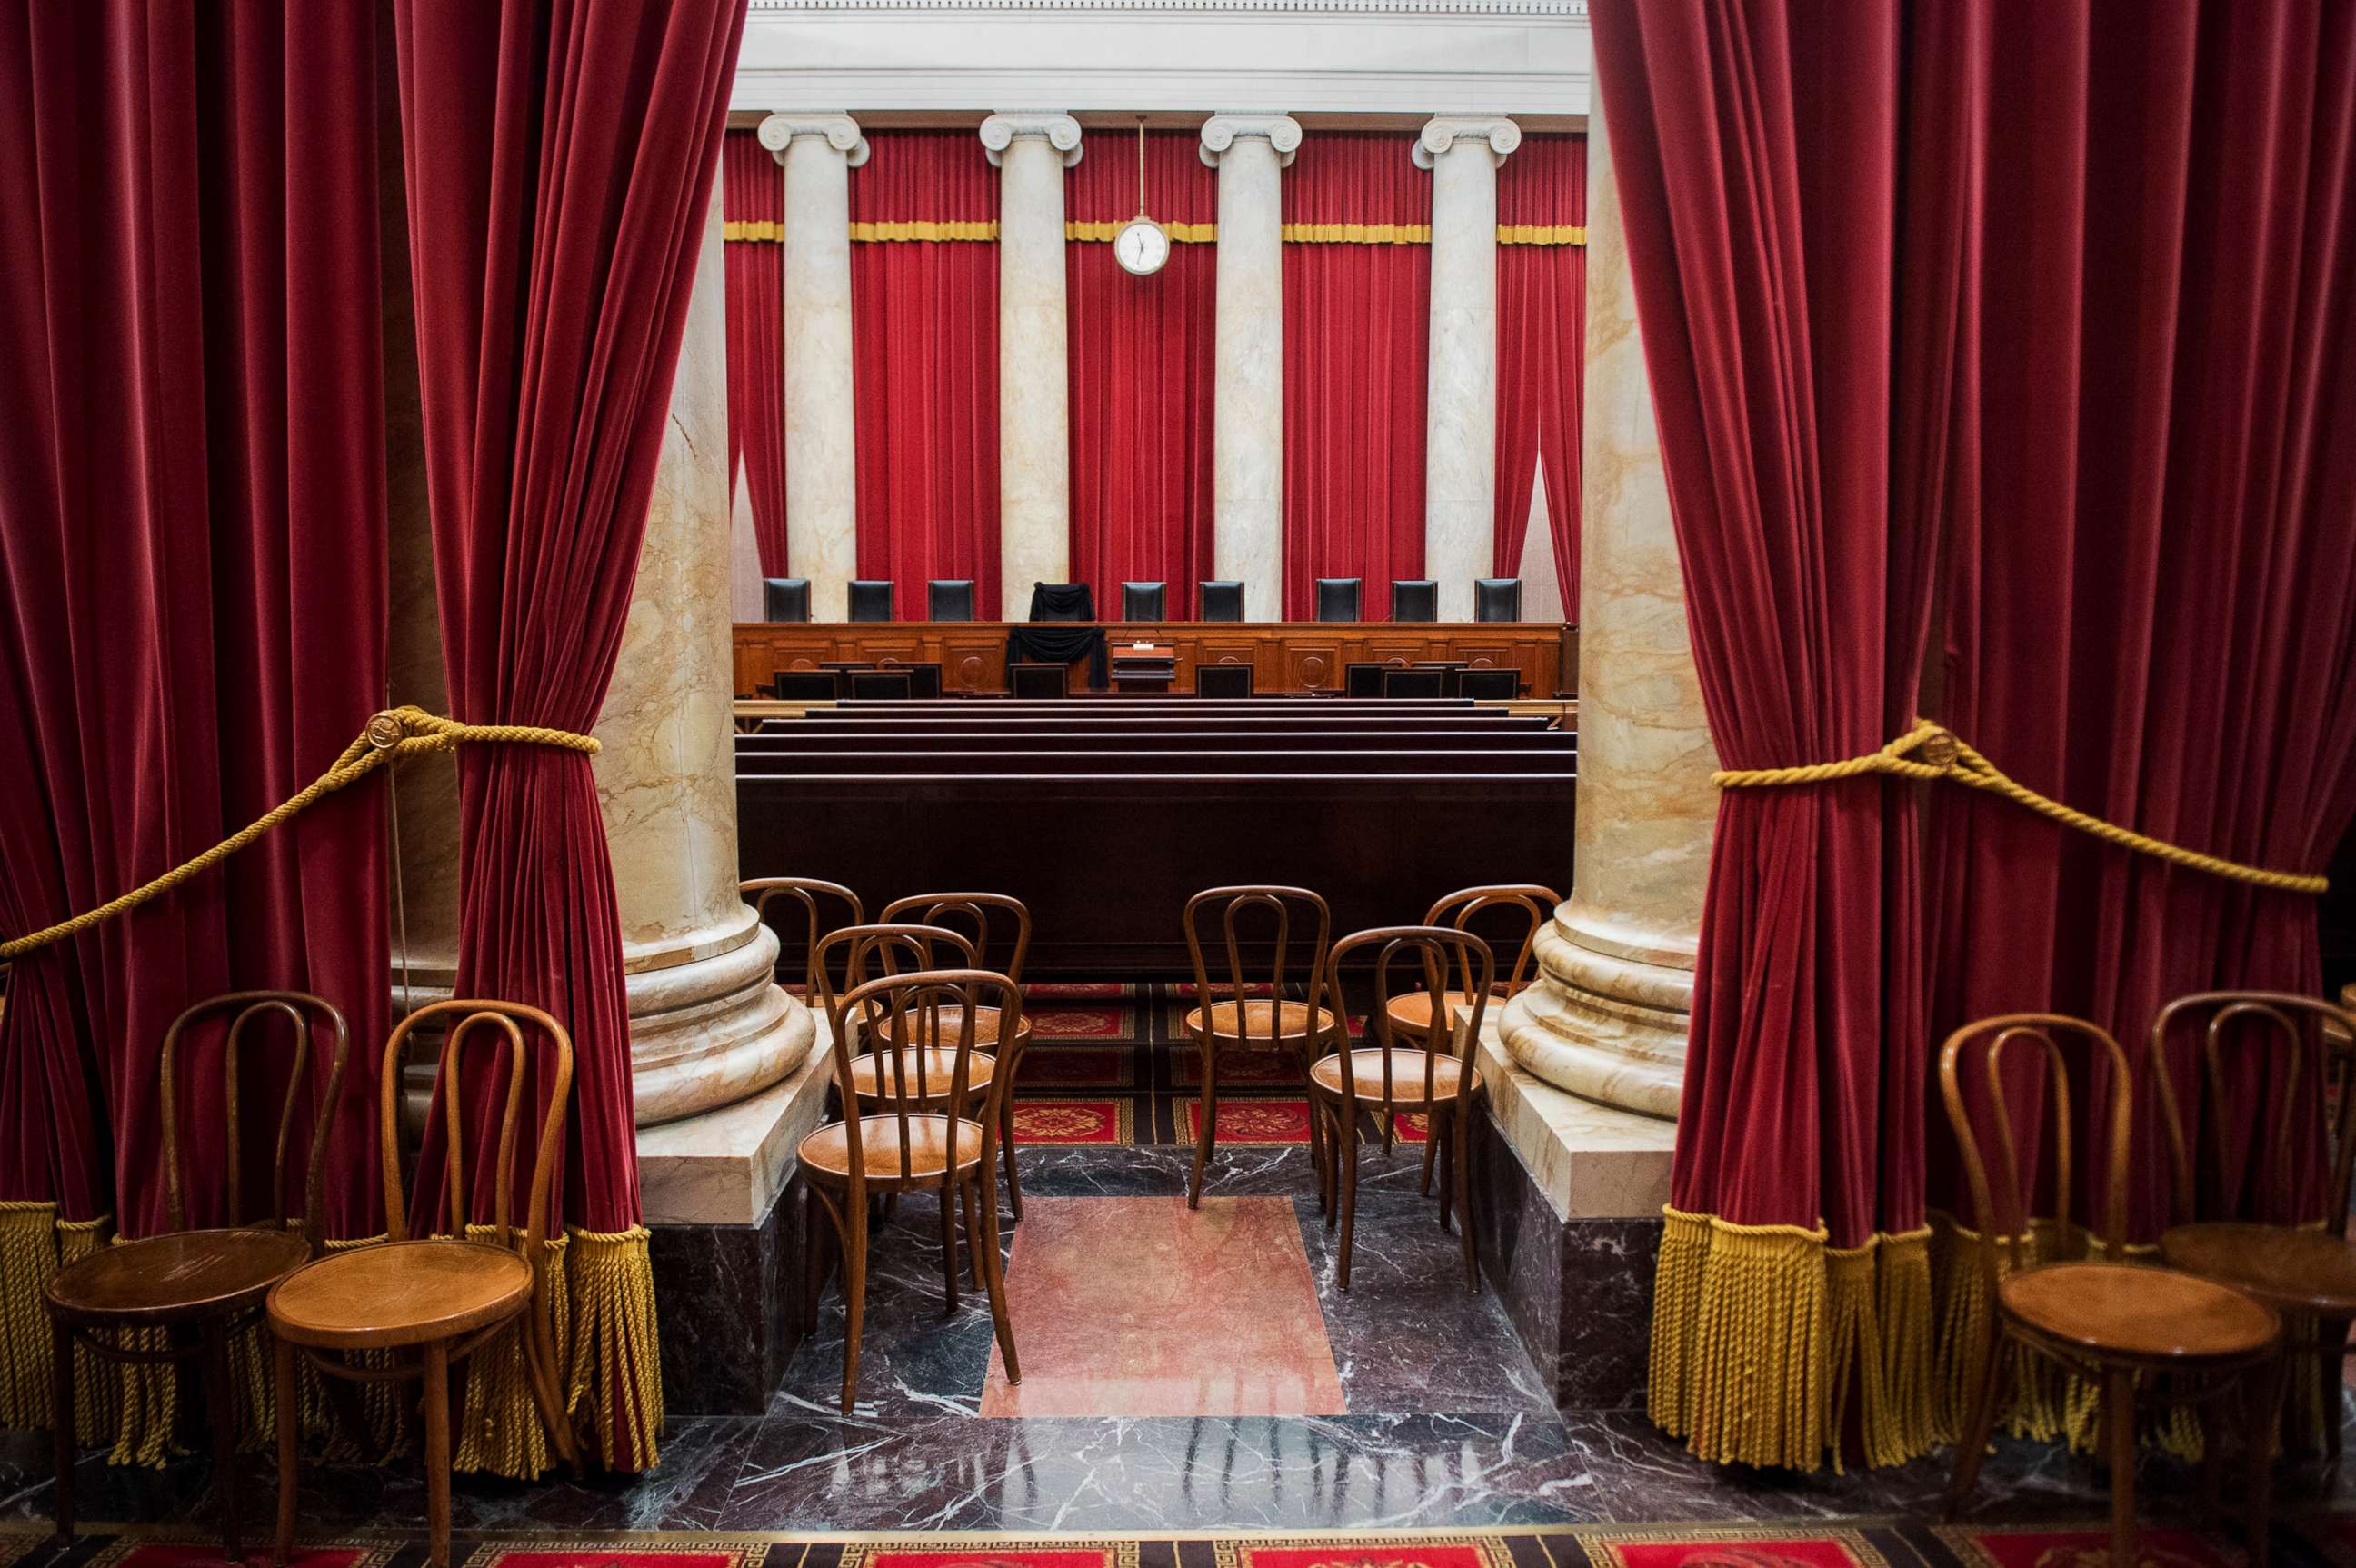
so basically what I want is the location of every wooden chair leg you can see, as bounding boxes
[2246,1353,2281,1565]
[1298,1043,1331,1215]
[998,1089,1025,1223]
[1418,1111,1440,1197]
[1336,1108,1361,1292]
[2324,1316,2350,1464]
[1318,1100,1342,1233]
[974,1171,1020,1385]
[274,1335,298,1566]
[48,1316,74,1546]
[1943,1326,2009,1519]
[202,1322,243,1562]
[961,1179,984,1291]
[839,1201,869,1413]
[1189,1052,1219,1210]
[2105,1366,2137,1568]
[1453,1103,1481,1292]
[423,1340,453,1568]
[1435,1118,1454,1233]
[938,1178,961,1313]
[519,1302,582,1476]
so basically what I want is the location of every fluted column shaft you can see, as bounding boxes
[761,113,866,623]
[983,112,1082,616]
[1417,116,1519,622]
[1201,114,1299,623]
[1498,85,1714,1119]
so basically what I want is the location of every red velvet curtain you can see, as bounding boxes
[0,0,388,1433]
[724,129,789,575]
[851,131,1001,620]
[1066,131,1216,620]
[1493,135,1584,618]
[1282,133,1429,620]
[394,0,742,1475]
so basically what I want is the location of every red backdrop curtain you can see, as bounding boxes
[851,131,1001,620]
[1282,133,1429,620]
[1066,131,1216,620]
[0,0,388,1454]
[1493,135,1585,619]
[394,0,742,1477]
[724,128,789,575]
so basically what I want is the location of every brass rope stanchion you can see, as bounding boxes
[0,706,600,962]
[1713,719,2326,895]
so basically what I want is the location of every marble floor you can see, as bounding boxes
[4,1142,2351,1541]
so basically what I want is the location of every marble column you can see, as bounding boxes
[1415,115,1519,623]
[727,456,764,627]
[981,112,1082,617]
[1200,114,1300,623]
[759,113,866,624]
[1497,86,1716,1120]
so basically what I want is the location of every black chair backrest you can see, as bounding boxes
[1010,663,1067,698]
[848,580,895,622]
[1344,662,1389,698]
[1200,581,1245,622]
[771,670,841,700]
[928,580,977,621]
[764,577,811,623]
[1197,663,1254,698]
[1315,578,1363,623]
[1474,578,1522,623]
[848,669,914,701]
[903,663,943,698]
[1459,668,1519,700]
[1382,667,1447,698]
[1390,580,1438,623]
[1122,582,1167,621]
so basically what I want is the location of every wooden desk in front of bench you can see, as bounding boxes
[733,620,1576,698]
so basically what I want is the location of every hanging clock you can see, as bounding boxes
[1113,116,1170,276]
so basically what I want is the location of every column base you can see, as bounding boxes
[627,906,813,1126]
[1498,916,1692,1119]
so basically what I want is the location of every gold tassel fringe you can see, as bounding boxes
[57,1216,118,1447]
[564,1225,664,1473]
[0,1201,62,1428]
[454,1229,568,1480]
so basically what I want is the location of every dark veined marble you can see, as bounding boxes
[649,1174,809,1416]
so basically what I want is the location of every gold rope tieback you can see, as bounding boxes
[0,706,599,962]
[1714,719,2327,895]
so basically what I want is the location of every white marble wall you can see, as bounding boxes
[1202,114,1300,622]
[763,113,866,623]
[983,112,1083,615]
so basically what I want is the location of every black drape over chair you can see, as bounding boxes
[929,580,977,621]
[772,670,840,700]
[1199,581,1244,622]
[1473,578,1522,623]
[1459,668,1519,699]
[1027,583,1097,622]
[1390,580,1437,623]
[764,577,811,623]
[1121,582,1166,621]
[848,580,895,622]
[1197,663,1253,697]
[1315,578,1362,623]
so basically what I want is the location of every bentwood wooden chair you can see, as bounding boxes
[1311,926,1495,1291]
[1939,1014,2282,1566]
[879,893,1034,1217]
[45,992,351,1560]
[799,967,1024,1412]
[744,876,866,1000]
[2151,990,2356,1484]
[269,1000,582,1568]
[1181,885,1343,1209]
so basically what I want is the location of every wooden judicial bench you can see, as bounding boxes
[733,620,1575,698]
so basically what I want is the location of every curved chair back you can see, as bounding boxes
[1390,580,1438,623]
[1326,925,1496,1112]
[1938,1014,2134,1286]
[744,876,866,998]
[381,1000,573,1259]
[2150,990,2356,1233]
[1122,582,1167,621]
[927,580,978,622]
[880,892,1032,986]
[159,990,352,1253]
[1423,884,1561,994]
[825,968,1022,1194]
[1183,885,1333,1052]
[1473,578,1522,622]
[763,577,811,623]
[1314,578,1363,623]
[847,580,895,622]
[1199,581,1245,623]
[811,923,981,1027]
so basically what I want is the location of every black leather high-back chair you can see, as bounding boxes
[928,580,977,622]
[1459,668,1519,700]
[1199,581,1245,623]
[1381,668,1447,698]
[848,580,895,622]
[1197,663,1254,698]
[1122,583,1167,621]
[772,670,841,700]
[1010,664,1066,698]
[1344,663,1389,698]
[763,577,811,623]
[847,669,913,701]
[1314,578,1363,624]
[1474,578,1522,623]
[1390,580,1438,623]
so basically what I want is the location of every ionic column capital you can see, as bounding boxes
[1412,115,1522,171]
[757,113,871,168]
[980,112,1083,168]
[1199,114,1303,170]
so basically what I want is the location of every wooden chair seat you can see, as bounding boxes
[884,1003,1032,1051]
[799,1113,989,1186]
[269,1239,534,1351]
[2161,1222,2356,1317]
[1998,1261,2279,1363]
[848,1047,996,1106]
[1384,989,1479,1034]
[1184,999,1336,1044]
[45,1229,311,1326]
[1310,1046,1473,1104]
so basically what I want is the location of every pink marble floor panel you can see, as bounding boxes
[979,1195,1346,1418]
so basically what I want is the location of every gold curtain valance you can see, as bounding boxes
[848,219,999,242]
[1281,221,1432,245]
[723,220,782,241]
[1066,219,1218,244]
[1497,223,1586,245]
[724,218,1582,247]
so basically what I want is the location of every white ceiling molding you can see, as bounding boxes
[734,0,1590,116]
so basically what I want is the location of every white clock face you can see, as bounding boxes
[1115,218,1171,276]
